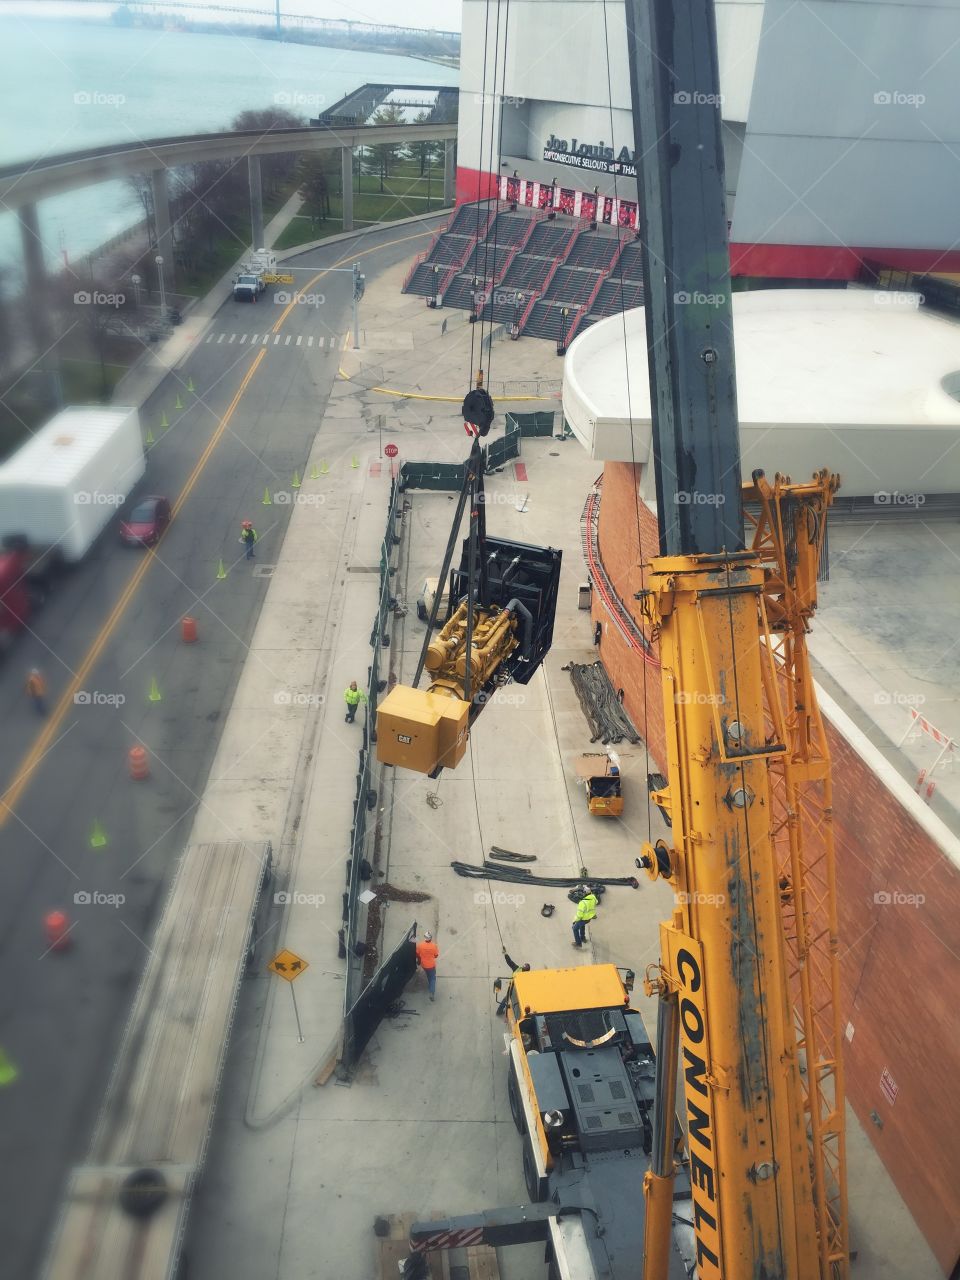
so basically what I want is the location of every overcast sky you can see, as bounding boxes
[3,0,462,34]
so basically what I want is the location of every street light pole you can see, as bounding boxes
[155,255,166,315]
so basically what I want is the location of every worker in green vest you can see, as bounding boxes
[572,885,598,947]
[344,681,367,724]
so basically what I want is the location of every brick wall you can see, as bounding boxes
[593,460,960,1275]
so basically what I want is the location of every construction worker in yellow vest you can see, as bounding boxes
[344,681,367,724]
[239,519,258,560]
[572,885,598,947]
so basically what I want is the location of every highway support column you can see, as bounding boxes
[18,202,54,366]
[443,138,456,205]
[150,167,175,297]
[341,146,354,232]
[248,154,264,251]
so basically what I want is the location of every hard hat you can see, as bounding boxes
[242,519,253,528]
[424,931,433,941]
[577,883,587,894]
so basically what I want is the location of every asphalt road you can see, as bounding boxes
[0,215,441,1279]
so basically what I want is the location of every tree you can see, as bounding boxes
[298,153,334,227]
[230,107,305,192]
[56,257,136,400]
[368,103,408,193]
[126,173,155,246]
[411,111,442,177]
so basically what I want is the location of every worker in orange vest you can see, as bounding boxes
[26,668,47,715]
[415,931,439,1002]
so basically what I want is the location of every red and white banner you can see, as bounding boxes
[498,174,640,229]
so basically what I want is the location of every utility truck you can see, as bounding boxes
[233,249,277,302]
[0,405,144,646]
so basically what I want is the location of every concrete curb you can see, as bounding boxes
[277,207,451,263]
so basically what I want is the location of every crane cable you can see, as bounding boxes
[600,0,653,846]
[467,0,495,392]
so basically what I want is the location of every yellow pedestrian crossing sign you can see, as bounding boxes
[268,948,309,982]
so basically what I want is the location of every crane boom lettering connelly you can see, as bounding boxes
[376,435,561,777]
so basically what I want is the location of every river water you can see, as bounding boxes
[0,17,458,279]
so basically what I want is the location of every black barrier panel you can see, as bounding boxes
[484,418,521,472]
[506,410,556,437]
[400,462,467,492]
[343,922,418,1067]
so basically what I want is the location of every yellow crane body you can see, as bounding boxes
[639,472,848,1280]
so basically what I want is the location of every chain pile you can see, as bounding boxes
[568,661,641,744]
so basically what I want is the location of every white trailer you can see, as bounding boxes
[0,405,145,563]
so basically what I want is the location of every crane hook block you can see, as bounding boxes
[462,387,495,436]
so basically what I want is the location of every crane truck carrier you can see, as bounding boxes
[0,405,144,648]
[406,963,696,1280]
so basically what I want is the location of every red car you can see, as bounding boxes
[120,496,170,547]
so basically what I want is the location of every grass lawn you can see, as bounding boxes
[274,173,450,251]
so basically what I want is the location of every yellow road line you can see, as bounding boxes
[0,349,265,828]
[0,226,433,829]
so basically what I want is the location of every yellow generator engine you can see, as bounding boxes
[377,441,562,777]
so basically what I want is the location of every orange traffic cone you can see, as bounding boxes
[45,910,72,952]
[181,616,198,643]
[128,746,149,781]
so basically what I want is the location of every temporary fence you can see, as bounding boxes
[341,473,404,1066]
[506,409,557,437]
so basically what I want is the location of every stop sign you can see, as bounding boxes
[384,443,399,458]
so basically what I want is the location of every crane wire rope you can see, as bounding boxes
[482,0,512,388]
[468,734,508,955]
[467,0,494,391]
[722,547,789,1260]
[600,0,653,845]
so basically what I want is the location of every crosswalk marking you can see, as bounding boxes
[201,332,338,350]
